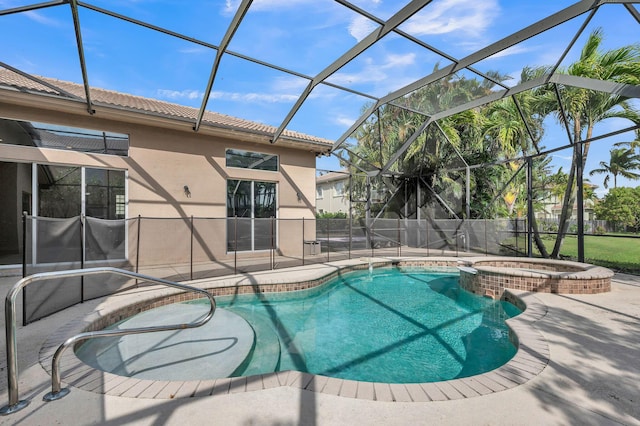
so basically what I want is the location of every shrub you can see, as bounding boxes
[316,211,347,219]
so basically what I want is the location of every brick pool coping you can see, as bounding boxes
[39,257,550,402]
[459,257,614,296]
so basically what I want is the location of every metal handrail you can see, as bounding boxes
[1,267,216,415]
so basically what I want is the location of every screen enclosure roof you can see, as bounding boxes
[1,0,639,169]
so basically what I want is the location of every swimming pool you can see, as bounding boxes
[75,266,520,384]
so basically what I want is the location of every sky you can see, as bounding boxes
[1,0,639,197]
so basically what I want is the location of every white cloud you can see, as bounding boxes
[271,76,309,92]
[380,53,416,69]
[484,44,532,60]
[348,15,378,42]
[210,91,299,103]
[329,52,416,86]
[403,0,499,37]
[224,0,312,14]
[156,89,204,101]
[157,87,301,104]
[551,154,572,162]
[333,115,357,127]
[24,10,63,27]
[179,46,210,55]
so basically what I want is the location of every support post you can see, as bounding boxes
[527,157,534,258]
[576,144,585,262]
[302,217,305,266]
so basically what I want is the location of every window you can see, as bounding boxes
[85,168,126,219]
[334,181,344,196]
[0,117,129,156]
[37,166,126,220]
[225,149,278,171]
[38,165,81,218]
[316,187,323,199]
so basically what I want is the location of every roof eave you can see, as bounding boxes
[0,86,333,153]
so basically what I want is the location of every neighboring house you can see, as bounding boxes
[535,187,597,221]
[315,171,349,215]
[0,70,332,268]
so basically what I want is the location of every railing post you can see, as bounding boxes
[426,220,430,257]
[515,218,519,256]
[485,219,488,255]
[234,216,238,275]
[1,267,218,413]
[270,216,275,270]
[1,281,30,415]
[371,220,375,258]
[326,219,330,262]
[348,216,352,260]
[135,215,141,275]
[397,217,401,256]
[135,215,141,287]
[302,217,305,266]
[80,215,84,303]
[21,212,27,279]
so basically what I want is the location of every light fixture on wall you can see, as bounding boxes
[184,185,191,198]
[296,192,302,202]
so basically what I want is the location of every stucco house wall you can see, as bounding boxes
[0,73,329,267]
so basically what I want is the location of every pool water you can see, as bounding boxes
[216,267,520,383]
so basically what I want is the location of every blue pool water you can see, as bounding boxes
[216,267,521,383]
[76,267,521,383]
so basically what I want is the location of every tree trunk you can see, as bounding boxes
[551,121,593,258]
[551,148,577,258]
[531,207,550,258]
[551,116,583,258]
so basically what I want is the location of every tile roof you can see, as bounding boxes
[0,69,333,148]
[316,170,350,183]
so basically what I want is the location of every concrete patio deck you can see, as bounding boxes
[0,259,639,425]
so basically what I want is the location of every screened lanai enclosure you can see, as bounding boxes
[1,1,640,322]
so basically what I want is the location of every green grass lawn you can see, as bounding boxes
[502,234,640,274]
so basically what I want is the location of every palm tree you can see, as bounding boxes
[348,66,508,219]
[589,147,640,188]
[530,28,640,258]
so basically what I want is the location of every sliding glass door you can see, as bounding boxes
[227,179,276,252]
